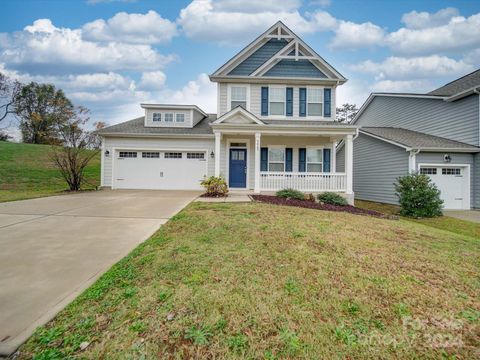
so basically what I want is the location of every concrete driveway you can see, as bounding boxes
[443,210,480,223]
[0,189,200,356]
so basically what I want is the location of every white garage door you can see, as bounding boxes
[114,150,207,190]
[419,166,470,210]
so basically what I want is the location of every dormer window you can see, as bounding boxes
[152,113,161,122]
[164,113,173,122]
[231,86,247,109]
[175,113,185,122]
[307,88,323,116]
[269,87,285,116]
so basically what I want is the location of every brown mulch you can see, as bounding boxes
[251,195,391,219]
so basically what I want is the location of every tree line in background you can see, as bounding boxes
[0,72,107,191]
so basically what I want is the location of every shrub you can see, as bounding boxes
[200,176,228,197]
[394,173,443,218]
[276,188,305,200]
[317,192,348,206]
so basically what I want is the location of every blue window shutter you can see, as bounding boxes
[324,88,331,117]
[286,88,293,117]
[261,147,268,171]
[323,148,331,172]
[261,87,269,116]
[299,88,306,117]
[299,148,306,172]
[285,148,293,172]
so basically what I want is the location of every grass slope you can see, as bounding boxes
[0,141,100,202]
[18,203,479,359]
[356,199,480,239]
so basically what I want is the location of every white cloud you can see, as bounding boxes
[329,21,385,49]
[371,79,432,93]
[177,0,337,44]
[213,0,301,13]
[401,7,459,29]
[167,73,217,112]
[387,13,480,55]
[352,55,474,80]
[138,71,167,90]
[0,19,176,74]
[82,10,177,44]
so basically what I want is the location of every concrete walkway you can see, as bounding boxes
[0,190,200,356]
[443,210,480,223]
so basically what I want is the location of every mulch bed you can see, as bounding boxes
[251,195,391,219]
[200,193,228,198]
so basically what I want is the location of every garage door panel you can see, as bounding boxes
[419,166,469,210]
[114,151,207,190]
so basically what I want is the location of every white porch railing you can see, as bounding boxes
[260,172,346,192]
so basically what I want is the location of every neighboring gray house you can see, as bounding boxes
[98,22,358,203]
[337,70,480,210]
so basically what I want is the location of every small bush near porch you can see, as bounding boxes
[18,203,479,359]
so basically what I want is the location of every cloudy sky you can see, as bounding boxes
[1,0,479,128]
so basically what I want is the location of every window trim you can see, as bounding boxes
[306,146,324,173]
[152,113,161,122]
[187,152,205,159]
[420,167,437,175]
[307,87,324,117]
[175,113,185,123]
[227,84,250,111]
[118,151,137,158]
[164,113,174,122]
[142,151,160,158]
[268,86,286,116]
[164,152,182,159]
[267,146,286,172]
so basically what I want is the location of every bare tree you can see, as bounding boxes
[336,103,359,123]
[50,107,100,191]
[0,72,21,124]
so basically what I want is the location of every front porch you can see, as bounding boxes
[210,106,357,203]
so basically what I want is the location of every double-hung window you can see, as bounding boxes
[230,86,247,109]
[307,88,323,116]
[268,148,285,172]
[164,113,173,122]
[175,113,185,122]
[306,148,323,172]
[152,113,161,122]
[269,87,285,115]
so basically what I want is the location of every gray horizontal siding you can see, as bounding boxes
[416,152,475,208]
[353,133,409,204]
[228,39,287,76]
[263,59,327,78]
[336,146,345,172]
[475,153,480,208]
[356,95,480,146]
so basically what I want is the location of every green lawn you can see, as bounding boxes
[355,199,480,239]
[18,202,479,359]
[0,141,100,202]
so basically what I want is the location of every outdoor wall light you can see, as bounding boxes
[444,154,451,163]
[105,150,110,157]
[210,151,215,158]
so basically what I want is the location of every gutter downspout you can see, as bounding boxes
[408,149,420,173]
[474,88,480,147]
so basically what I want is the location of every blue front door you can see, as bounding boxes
[229,149,247,188]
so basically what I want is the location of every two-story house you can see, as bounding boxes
[337,70,480,210]
[98,22,358,203]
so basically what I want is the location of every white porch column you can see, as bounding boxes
[254,132,261,193]
[214,132,221,177]
[345,134,353,194]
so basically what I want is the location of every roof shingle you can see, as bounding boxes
[428,69,480,96]
[361,127,480,150]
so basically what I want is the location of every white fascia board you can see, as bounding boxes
[99,133,215,139]
[444,86,480,102]
[213,106,265,125]
[209,75,344,85]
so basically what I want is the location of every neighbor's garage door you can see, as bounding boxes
[114,150,207,190]
[419,166,470,210]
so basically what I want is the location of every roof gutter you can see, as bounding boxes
[444,86,480,102]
